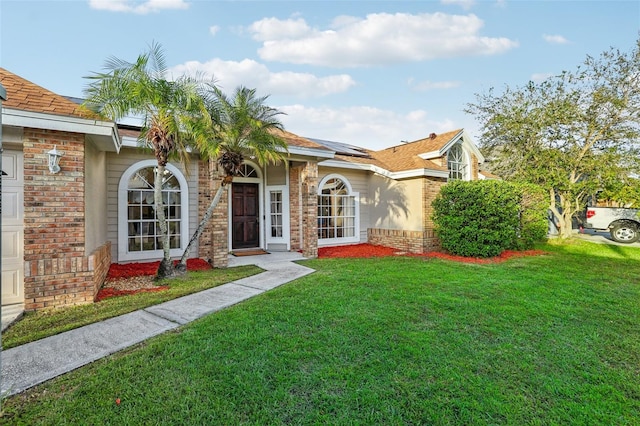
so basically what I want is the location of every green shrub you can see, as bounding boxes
[432,180,547,257]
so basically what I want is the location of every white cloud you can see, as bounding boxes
[209,25,220,36]
[169,58,356,98]
[409,79,461,91]
[440,0,476,11]
[543,34,570,44]
[278,104,457,151]
[249,12,518,67]
[88,0,189,14]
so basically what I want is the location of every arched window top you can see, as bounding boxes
[237,163,258,178]
[319,174,353,195]
[128,166,180,190]
[447,142,469,181]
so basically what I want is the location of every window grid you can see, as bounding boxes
[270,190,283,238]
[448,143,468,181]
[317,178,356,240]
[127,168,181,253]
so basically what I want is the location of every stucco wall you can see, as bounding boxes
[84,140,107,254]
[106,148,199,263]
[368,174,424,232]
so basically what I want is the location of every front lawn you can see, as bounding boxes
[2,240,639,424]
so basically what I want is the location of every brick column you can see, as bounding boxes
[300,161,318,258]
[288,166,301,251]
[22,129,109,310]
[198,159,228,268]
[422,176,446,252]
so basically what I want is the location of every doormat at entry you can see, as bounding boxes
[231,249,270,257]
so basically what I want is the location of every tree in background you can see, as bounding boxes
[176,86,288,271]
[466,39,640,238]
[83,42,213,279]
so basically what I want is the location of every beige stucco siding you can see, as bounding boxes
[106,149,199,263]
[84,140,108,254]
[317,166,370,243]
[368,174,423,231]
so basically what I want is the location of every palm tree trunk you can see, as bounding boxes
[155,164,175,279]
[176,182,229,272]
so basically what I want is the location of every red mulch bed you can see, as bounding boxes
[318,243,546,263]
[106,258,212,280]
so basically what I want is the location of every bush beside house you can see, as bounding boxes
[432,180,548,257]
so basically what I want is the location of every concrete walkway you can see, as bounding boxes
[1,252,313,397]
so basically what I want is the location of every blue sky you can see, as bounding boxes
[1,0,638,150]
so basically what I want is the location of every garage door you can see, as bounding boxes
[2,150,24,309]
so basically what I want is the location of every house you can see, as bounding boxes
[0,68,483,324]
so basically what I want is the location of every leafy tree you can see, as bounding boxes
[176,86,288,271]
[466,39,640,238]
[83,42,213,279]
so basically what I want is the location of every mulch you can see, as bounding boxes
[318,243,546,264]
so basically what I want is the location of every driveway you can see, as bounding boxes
[573,228,640,248]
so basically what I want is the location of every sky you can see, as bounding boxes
[1,0,638,151]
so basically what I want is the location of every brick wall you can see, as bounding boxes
[197,159,229,268]
[300,161,318,258]
[22,128,109,310]
[288,166,301,252]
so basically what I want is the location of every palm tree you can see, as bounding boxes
[83,42,213,279]
[176,86,288,271]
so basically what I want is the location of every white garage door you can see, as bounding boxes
[2,150,24,311]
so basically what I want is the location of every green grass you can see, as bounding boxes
[1,265,262,349]
[2,240,639,425]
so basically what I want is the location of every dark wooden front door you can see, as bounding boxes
[232,183,260,249]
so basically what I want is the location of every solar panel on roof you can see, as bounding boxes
[307,138,370,157]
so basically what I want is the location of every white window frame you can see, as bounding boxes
[317,173,360,246]
[265,185,290,249]
[447,142,470,181]
[118,160,189,262]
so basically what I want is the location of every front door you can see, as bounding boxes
[232,183,260,249]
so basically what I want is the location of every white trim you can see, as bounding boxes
[285,145,335,159]
[318,159,449,179]
[317,173,360,245]
[265,185,291,250]
[2,107,121,152]
[118,160,189,262]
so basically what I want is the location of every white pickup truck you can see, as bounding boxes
[584,207,640,243]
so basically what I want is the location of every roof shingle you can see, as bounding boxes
[0,68,92,119]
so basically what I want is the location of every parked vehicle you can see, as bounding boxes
[584,207,640,243]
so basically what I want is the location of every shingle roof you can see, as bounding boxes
[317,129,464,173]
[0,68,92,119]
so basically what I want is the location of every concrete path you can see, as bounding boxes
[1,252,313,397]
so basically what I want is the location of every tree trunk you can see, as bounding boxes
[175,182,229,273]
[155,164,175,279]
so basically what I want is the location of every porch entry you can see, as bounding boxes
[232,182,260,249]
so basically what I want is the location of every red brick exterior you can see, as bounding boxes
[22,129,110,311]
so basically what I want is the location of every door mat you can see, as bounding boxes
[231,249,270,257]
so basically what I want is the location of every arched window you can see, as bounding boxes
[118,161,189,261]
[447,143,469,181]
[317,175,359,243]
